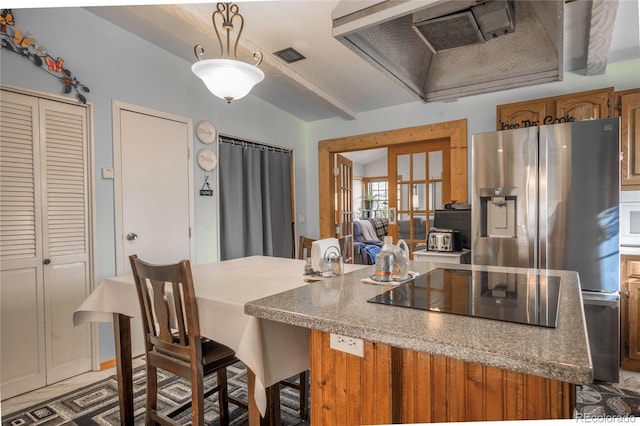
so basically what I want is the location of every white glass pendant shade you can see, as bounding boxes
[192,59,264,103]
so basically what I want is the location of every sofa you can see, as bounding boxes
[353,218,388,264]
[397,217,427,241]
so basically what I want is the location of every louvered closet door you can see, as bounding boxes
[0,91,92,399]
[1,91,46,398]
[39,98,92,384]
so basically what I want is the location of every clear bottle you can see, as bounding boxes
[331,256,344,276]
[380,236,402,278]
[304,257,314,275]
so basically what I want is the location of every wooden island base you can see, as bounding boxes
[310,330,575,425]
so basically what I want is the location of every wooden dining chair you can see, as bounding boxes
[298,235,315,260]
[283,235,316,420]
[129,254,246,426]
[339,234,353,264]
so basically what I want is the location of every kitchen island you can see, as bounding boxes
[245,262,592,425]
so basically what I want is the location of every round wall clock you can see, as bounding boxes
[196,120,216,144]
[197,148,217,171]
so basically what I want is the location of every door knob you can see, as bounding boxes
[43,258,51,265]
[126,233,138,241]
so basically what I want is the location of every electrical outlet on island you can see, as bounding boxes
[329,333,364,357]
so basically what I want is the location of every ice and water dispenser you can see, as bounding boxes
[478,187,517,239]
[473,186,525,267]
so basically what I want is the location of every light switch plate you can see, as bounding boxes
[102,167,114,179]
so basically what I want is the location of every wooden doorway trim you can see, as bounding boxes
[318,119,467,238]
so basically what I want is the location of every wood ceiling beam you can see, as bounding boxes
[585,0,619,75]
[238,37,358,120]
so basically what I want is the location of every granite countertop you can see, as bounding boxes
[245,261,593,385]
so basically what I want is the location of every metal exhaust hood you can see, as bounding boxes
[332,0,563,102]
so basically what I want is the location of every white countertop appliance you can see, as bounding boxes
[414,248,471,264]
[620,190,640,255]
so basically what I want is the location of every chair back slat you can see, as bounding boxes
[149,278,176,343]
[135,271,157,340]
[171,281,189,345]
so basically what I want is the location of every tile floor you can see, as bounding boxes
[618,369,640,393]
[0,357,146,416]
[2,363,640,419]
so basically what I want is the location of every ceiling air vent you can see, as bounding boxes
[274,47,306,64]
[412,0,515,53]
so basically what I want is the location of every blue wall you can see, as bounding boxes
[0,7,308,361]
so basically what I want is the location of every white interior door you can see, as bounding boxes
[113,103,193,357]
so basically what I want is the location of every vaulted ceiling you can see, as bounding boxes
[87,0,639,122]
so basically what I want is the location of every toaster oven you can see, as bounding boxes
[427,228,462,252]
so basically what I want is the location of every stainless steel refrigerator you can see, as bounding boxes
[471,117,620,382]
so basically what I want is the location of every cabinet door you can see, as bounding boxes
[621,256,640,371]
[496,100,548,131]
[627,280,640,364]
[619,90,640,189]
[555,90,613,121]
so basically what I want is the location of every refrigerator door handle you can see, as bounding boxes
[538,125,547,270]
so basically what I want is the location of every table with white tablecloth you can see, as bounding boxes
[74,255,365,425]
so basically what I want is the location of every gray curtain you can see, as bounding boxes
[219,138,293,260]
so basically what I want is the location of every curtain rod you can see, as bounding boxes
[219,134,292,154]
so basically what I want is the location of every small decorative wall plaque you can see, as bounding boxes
[200,175,213,196]
[1,9,90,103]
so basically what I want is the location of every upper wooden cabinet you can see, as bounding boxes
[496,87,614,130]
[618,89,640,189]
[496,100,549,130]
[498,86,640,190]
[555,90,613,121]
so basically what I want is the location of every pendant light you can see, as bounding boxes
[192,2,264,103]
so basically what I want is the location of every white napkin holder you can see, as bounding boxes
[311,238,340,273]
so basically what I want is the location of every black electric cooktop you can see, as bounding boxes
[367,268,561,328]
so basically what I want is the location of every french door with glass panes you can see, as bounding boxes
[334,154,353,263]
[388,140,450,256]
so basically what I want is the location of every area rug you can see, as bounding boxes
[6,368,639,425]
[1,362,306,426]
[576,382,640,420]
